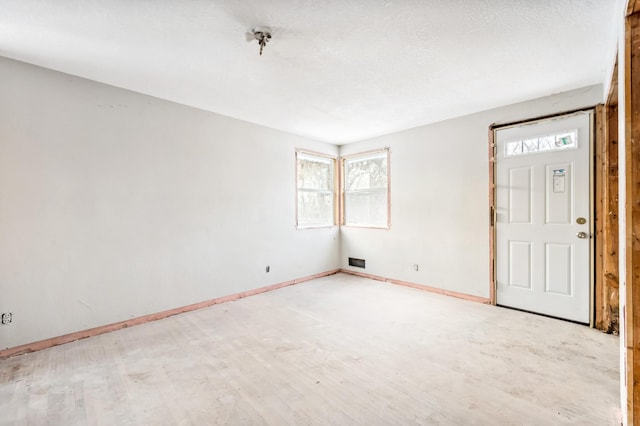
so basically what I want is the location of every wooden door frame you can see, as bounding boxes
[624,2,640,421]
[488,108,598,326]
[594,97,619,335]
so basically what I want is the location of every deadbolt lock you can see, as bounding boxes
[576,217,587,225]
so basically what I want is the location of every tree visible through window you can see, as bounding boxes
[343,150,389,228]
[296,152,335,228]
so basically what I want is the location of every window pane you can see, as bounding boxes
[506,140,523,156]
[296,152,335,228]
[538,136,554,151]
[504,129,577,157]
[345,154,388,190]
[297,191,334,227]
[343,151,389,228]
[297,157,332,191]
[344,190,387,227]
[522,139,538,153]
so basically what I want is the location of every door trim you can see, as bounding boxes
[488,107,596,326]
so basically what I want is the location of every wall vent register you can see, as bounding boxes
[348,257,366,268]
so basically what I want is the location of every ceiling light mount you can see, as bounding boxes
[251,26,272,56]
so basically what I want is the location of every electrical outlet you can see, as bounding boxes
[413,264,419,271]
[1,313,12,325]
[265,265,270,273]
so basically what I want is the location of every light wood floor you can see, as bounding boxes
[1,273,620,425]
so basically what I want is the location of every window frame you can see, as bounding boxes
[295,150,338,229]
[340,148,391,229]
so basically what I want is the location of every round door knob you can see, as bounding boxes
[576,232,588,239]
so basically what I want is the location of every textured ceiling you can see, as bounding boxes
[0,1,619,144]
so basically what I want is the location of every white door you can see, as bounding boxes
[495,111,592,323]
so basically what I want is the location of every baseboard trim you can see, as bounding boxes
[0,268,340,359]
[340,269,491,304]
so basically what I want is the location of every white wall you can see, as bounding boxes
[0,57,340,349]
[0,54,607,350]
[339,85,603,298]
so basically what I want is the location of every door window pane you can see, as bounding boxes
[504,130,578,157]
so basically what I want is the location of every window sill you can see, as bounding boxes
[296,225,339,230]
[341,224,390,230]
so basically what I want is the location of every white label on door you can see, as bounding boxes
[553,169,566,193]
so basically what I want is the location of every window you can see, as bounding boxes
[296,151,336,228]
[343,150,389,228]
[504,129,578,157]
